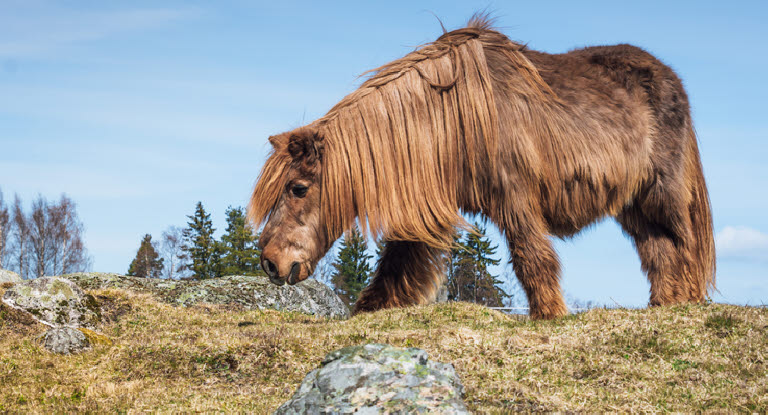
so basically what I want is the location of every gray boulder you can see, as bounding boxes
[2,277,100,327]
[41,327,90,354]
[64,273,350,319]
[0,269,21,284]
[276,343,469,415]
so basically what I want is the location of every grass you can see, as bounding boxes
[1,285,767,413]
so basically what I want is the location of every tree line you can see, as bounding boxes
[127,202,264,279]
[0,188,91,278]
[128,202,511,308]
[130,203,510,307]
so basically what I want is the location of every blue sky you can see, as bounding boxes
[1,1,766,307]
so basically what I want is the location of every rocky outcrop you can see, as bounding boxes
[64,273,350,319]
[276,343,469,414]
[40,327,90,354]
[2,277,100,327]
[0,269,21,284]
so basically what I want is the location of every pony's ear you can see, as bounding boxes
[267,133,292,148]
[287,129,324,164]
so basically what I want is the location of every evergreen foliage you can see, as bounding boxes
[210,240,224,279]
[374,237,386,259]
[181,202,220,279]
[446,222,509,307]
[127,234,164,278]
[331,226,372,306]
[219,206,264,276]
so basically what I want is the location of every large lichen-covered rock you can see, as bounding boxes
[0,269,21,284]
[276,344,469,415]
[64,273,350,319]
[2,277,100,327]
[40,327,90,354]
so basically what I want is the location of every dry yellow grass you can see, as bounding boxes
[1,285,766,413]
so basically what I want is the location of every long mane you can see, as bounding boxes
[250,16,552,248]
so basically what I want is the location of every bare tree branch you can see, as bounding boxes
[0,188,9,269]
[160,226,189,279]
[5,194,90,278]
[9,195,30,278]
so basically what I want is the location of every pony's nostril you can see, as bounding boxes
[288,262,301,284]
[263,258,277,277]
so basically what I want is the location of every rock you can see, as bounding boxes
[276,343,469,415]
[0,269,21,284]
[64,273,350,319]
[41,327,90,354]
[2,277,100,327]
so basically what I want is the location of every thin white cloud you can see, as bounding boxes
[716,226,768,262]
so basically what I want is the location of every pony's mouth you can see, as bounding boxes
[269,275,286,286]
[268,262,303,286]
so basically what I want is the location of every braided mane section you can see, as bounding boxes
[314,18,551,247]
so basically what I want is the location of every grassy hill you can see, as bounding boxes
[1,283,766,413]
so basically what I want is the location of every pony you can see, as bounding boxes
[248,16,715,319]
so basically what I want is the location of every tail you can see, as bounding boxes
[686,125,716,298]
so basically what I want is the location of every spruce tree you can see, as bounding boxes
[446,223,509,306]
[181,202,220,279]
[128,234,164,278]
[331,226,372,306]
[220,206,263,276]
[210,241,224,279]
[446,232,465,301]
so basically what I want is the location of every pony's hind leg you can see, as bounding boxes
[617,203,705,306]
[353,240,447,314]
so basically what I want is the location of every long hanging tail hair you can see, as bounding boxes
[686,125,716,296]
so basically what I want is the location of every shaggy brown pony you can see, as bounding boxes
[248,16,715,319]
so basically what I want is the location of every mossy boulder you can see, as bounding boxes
[1,277,100,327]
[64,272,350,319]
[276,343,468,414]
[40,327,90,354]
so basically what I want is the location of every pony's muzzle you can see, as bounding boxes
[262,256,302,286]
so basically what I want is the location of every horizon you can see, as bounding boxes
[1,1,766,307]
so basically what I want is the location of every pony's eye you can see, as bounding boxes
[291,184,309,198]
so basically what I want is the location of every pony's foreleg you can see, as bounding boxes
[505,220,568,320]
[353,240,446,315]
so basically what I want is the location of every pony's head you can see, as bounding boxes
[248,127,329,285]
